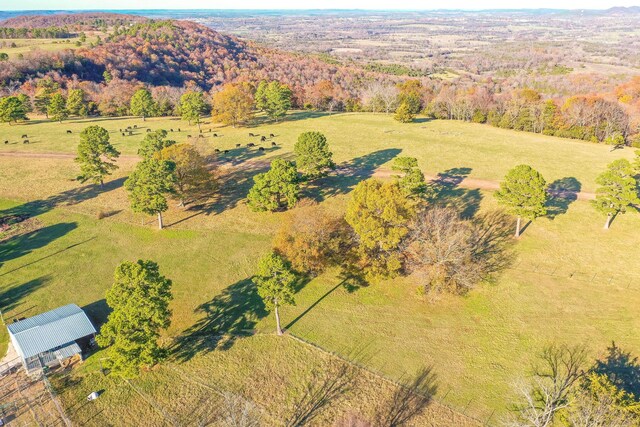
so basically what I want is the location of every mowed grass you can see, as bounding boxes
[0,112,635,191]
[1,112,639,422]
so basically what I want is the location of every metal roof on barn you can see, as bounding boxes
[7,304,96,359]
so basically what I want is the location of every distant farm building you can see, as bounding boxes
[7,304,96,373]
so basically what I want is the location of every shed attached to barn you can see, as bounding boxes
[7,304,96,373]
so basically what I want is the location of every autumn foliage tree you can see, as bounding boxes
[211,82,254,127]
[273,201,350,275]
[157,143,216,206]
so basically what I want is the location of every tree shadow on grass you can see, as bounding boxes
[592,342,640,397]
[0,177,126,220]
[546,177,581,219]
[0,222,78,268]
[81,299,112,331]
[249,111,332,127]
[304,148,402,201]
[0,275,50,319]
[428,167,482,219]
[374,366,438,426]
[171,278,268,362]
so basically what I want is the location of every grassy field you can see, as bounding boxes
[1,112,639,423]
[0,33,103,59]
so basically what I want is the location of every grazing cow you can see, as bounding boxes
[259,147,265,151]
[261,136,266,142]
[270,133,275,138]
[170,129,174,132]
[128,131,133,136]
[119,129,122,132]
[199,135,204,138]
[146,129,151,133]
[133,125,138,129]
[213,133,218,137]
[199,130,202,134]
[23,140,29,144]
[122,133,125,136]
[235,143,241,148]
[21,134,27,138]
[224,150,229,153]
[187,135,192,138]
[209,128,212,132]
[66,130,72,134]
[247,143,255,147]
[271,141,277,146]
[249,133,255,137]
[214,148,220,153]
[178,128,181,132]
[4,140,8,144]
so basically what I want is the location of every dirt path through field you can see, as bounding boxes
[0,151,596,200]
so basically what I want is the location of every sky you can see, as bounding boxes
[1,0,638,10]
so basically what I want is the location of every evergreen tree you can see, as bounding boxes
[0,96,28,124]
[294,131,335,178]
[254,251,296,335]
[592,159,639,229]
[391,156,427,198]
[138,129,176,159]
[495,164,548,237]
[96,260,172,377]
[33,78,59,117]
[75,125,120,186]
[66,88,87,117]
[125,158,176,229]
[47,92,68,123]
[130,88,156,121]
[255,80,292,122]
[394,101,415,123]
[247,159,299,212]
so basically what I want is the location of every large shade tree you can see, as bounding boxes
[0,96,28,124]
[130,88,156,121]
[179,91,207,131]
[47,92,68,123]
[253,251,296,336]
[592,159,639,229]
[125,158,176,229]
[495,164,548,237]
[96,260,172,378]
[211,83,254,127]
[138,129,176,159]
[294,131,335,178]
[157,143,216,206]
[345,179,416,282]
[75,125,120,186]
[255,80,292,122]
[247,159,299,212]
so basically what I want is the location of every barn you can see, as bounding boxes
[7,304,97,373]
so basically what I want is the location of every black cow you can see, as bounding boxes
[178,128,181,132]
[146,129,151,133]
[249,133,255,137]
[235,143,241,148]
[66,130,72,134]
[247,143,255,147]
[133,125,138,129]
[170,129,174,132]
[122,133,126,136]
[187,135,192,138]
[224,150,229,153]
[261,136,266,142]
[271,141,277,146]
[4,140,8,144]
[214,148,220,153]
[199,130,202,134]
[269,133,275,138]
[21,134,27,138]
[128,131,133,136]
[213,133,218,137]
[23,140,29,144]
[259,147,265,151]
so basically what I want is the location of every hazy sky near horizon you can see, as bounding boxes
[2,0,639,11]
